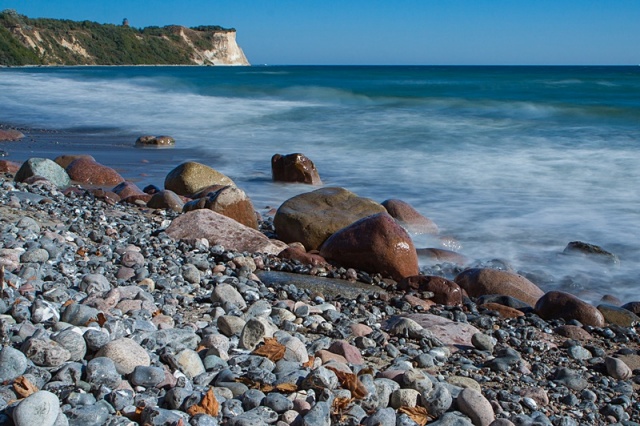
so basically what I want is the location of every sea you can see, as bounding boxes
[1,65,639,303]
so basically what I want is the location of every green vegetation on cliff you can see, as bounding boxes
[0,10,242,66]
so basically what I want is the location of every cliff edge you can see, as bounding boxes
[0,10,250,66]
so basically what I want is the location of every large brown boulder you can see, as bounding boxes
[166,209,286,255]
[54,154,95,170]
[319,213,419,281]
[0,160,20,174]
[0,129,24,141]
[274,187,386,250]
[183,185,258,229]
[66,158,125,186]
[165,162,235,196]
[271,153,322,185]
[112,181,146,199]
[455,268,544,307]
[535,291,605,327]
[381,199,438,234]
[398,275,463,306]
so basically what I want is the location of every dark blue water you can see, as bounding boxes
[1,66,639,301]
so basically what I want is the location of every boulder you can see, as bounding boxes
[15,158,70,188]
[381,199,438,234]
[563,241,619,266]
[621,301,640,315]
[135,135,175,147]
[455,268,544,307]
[146,190,185,212]
[416,248,470,266]
[398,276,463,306]
[54,154,95,170]
[164,162,235,196]
[183,185,258,229]
[0,129,24,141]
[66,157,125,185]
[0,160,20,174]
[112,181,146,199]
[535,291,605,327]
[597,304,640,327]
[385,313,480,351]
[319,213,419,281]
[274,187,386,250]
[166,209,286,255]
[271,153,322,185]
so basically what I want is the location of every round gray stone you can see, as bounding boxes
[0,346,28,382]
[51,328,87,362]
[12,390,60,426]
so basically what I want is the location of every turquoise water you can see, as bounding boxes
[1,66,640,302]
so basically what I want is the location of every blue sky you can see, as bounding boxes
[2,0,638,65]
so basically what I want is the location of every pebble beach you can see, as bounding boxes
[0,125,639,426]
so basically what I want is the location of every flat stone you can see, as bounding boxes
[388,313,480,351]
[328,340,363,365]
[85,357,122,388]
[211,283,247,310]
[130,365,166,388]
[96,337,150,374]
[173,348,206,379]
[21,338,70,367]
[390,388,420,409]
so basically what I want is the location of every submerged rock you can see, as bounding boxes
[271,152,322,185]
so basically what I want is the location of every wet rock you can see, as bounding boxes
[271,153,322,185]
[319,213,419,281]
[274,186,386,250]
[597,303,640,327]
[563,241,620,265]
[146,190,185,212]
[164,161,235,196]
[184,185,258,229]
[135,135,175,147]
[398,275,463,305]
[455,268,544,307]
[112,181,146,199]
[0,129,25,141]
[621,301,640,315]
[65,157,125,185]
[382,198,438,234]
[166,209,286,255]
[535,291,605,327]
[15,158,70,188]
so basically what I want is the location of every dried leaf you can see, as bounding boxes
[398,406,430,426]
[252,337,286,362]
[186,388,219,417]
[62,300,75,308]
[13,376,38,398]
[234,378,297,393]
[302,356,315,368]
[76,247,87,257]
[326,367,368,399]
[97,312,108,326]
[331,397,354,414]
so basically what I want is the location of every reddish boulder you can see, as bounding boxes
[54,154,95,170]
[535,291,605,327]
[455,268,544,307]
[146,190,185,212]
[278,246,329,267]
[166,209,286,255]
[382,199,438,234]
[271,153,322,185]
[112,181,146,199]
[319,213,419,281]
[0,129,24,141]
[165,162,235,196]
[0,160,20,174]
[183,185,258,229]
[417,248,470,266]
[621,301,640,315]
[398,275,463,306]
[274,187,386,250]
[66,158,125,186]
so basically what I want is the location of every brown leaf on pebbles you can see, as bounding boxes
[236,377,298,393]
[186,388,219,417]
[13,376,38,398]
[252,337,286,361]
[326,367,368,399]
[398,406,430,426]
[302,356,315,368]
[331,397,354,422]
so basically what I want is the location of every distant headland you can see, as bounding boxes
[0,9,250,66]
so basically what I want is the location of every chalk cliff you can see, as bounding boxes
[0,10,250,66]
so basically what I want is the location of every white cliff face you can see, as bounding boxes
[186,30,250,66]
